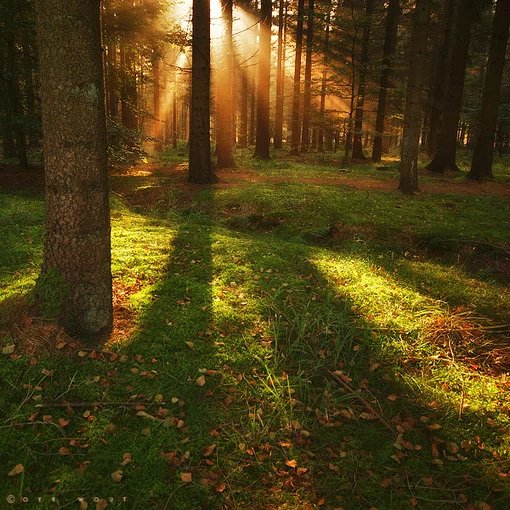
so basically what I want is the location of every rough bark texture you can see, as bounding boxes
[254,0,272,159]
[274,0,287,149]
[426,0,477,173]
[290,0,305,155]
[35,0,113,338]
[352,0,374,160]
[301,0,315,152]
[426,0,457,158]
[399,0,432,194]
[189,0,213,183]
[372,0,400,162]
[216,0,236,169]
[469,0,510,181]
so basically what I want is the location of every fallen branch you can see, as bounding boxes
[327,370,394,433]
[37,401,168,408]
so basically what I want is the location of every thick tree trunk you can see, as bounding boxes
[468,0,510,181]
[274,0,287,149]
[189,0,213,183]
[426,0,477,173]
[426,0,456,158]
[254,0,272,159]
[35,0,113,338]
[372,0,400,162]
[301,0,315,152]
[290,0,305,155]
[351,0,374,160]
[399,0,432,194]
[217,0,236,169]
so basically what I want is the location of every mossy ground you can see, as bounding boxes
[0,150,509,509]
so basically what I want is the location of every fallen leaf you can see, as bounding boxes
[96,499,108,510]
[111,470,123,482]
[196,375,206,387]
[58,447,71,456]
[121,452,132,466]
[58,418,70,428]
[2,344,15,355]
[181,472,193,483]
[285,459,298,468]
[7,464,24,476]
[215,482,226,493]
[203,444,216,457]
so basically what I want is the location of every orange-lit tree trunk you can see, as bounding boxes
[399,0,432,194]
[351,0,374,160]
[190,0,213,183]
[468,0,510,181]
[152,52,163,152]
[290,0,305,155]
[372,0,400,162]
[318,0,332,152]
[35,0,113,338]
[274,0,287,149]
[301,0,315,152]
[254,0,272,159]
[217,0,236,169]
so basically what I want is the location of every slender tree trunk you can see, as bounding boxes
[106,41,118,120]
[172,88,178,149]
[468,0,510,181]
[189,0,213,183]
[290,0,305,155]
[152,53,163,152]
[35,0,113,338]
[426,0,457,158]
[399,0,432,194]
[301,0,315,152]
[217,0,236,169]
[120,44,138,132]
[6,28,28,168]
[239,67,248,148]
[274,0,287,149]
[372,0,400,162]
[254,0,272,159]
[249,69,256,145]
[426,0,477,173]
[318,0,332,152]
[352,0,374,160]
[22,34,39,148]
[0,43,17,159]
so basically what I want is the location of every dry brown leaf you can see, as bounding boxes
[96,499,108,510]
[111,470,123,482]
[203,444,216,457]
[121,452,132,466]
[2,344,16,355]
[181,472,193,483]
[58,418,70,428]
[196,375,206,387]
[285,459,298,468]
[7,464,24,477]
[58,447,71,456]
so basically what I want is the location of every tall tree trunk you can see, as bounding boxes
[274,0,287,149]
[106,41,118,120]
[152,53,163,152]
[239,67,248,148]
[372,0,400,162]
[217,0,236,169]
[301,0,315,152]
[351,0,374,160]
[35,0,113,338]
[22,34,40,148]
[399,0,432,194]
[254,0,272,159]
[0,44,17,159]
[172,87,178,149]
[318,0,332,152]
[468,0,510,181]
[120,44,138,132]
[426,0,457,158]
[290,0,305,155]
[426,0,477,173]
[5,28,28,168]
[189,0,213,183]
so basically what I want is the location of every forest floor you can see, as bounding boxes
[1,150,510,509]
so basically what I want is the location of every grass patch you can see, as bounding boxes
[1,153,509,509]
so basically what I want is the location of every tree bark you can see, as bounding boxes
[426,0,457,158]
[152,53,163,152]
[189,0,213,183]
[216,0,236,169]
[254,0,272,159]
[426,0,477,173]
[399,0,432,194]
[35,0,113,338]
[351,0,374,160]
[468,0,510,181]
[372,0,400,162]
[274,0,287,149]
[301,0,315,152]
[318,0,332,152]
[290,0,305,155]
